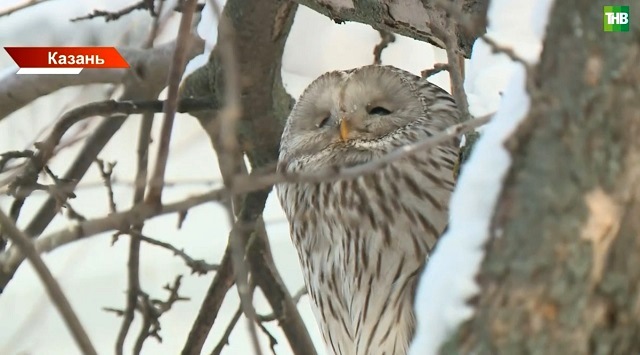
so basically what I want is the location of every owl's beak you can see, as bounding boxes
[339,118,350,141]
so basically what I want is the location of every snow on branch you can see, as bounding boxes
[409,0,556,354]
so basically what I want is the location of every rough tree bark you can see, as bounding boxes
[442,1,640,353]
[293,0,488,57]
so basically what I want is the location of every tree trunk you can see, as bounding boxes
[445,1,640,353]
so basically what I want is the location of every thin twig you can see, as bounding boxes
[0,209,96,355]
[421,63,449,78]
[245,218,318,355]
[64,202,87,222]
[128,231,219,274]
[143,0,169,48]
[229,224,263,355]
[132,276,190,353]
[434,0,534,94]
[480,35,531,67]
[145,0,199,205]
[256,321,278,354]
[0,150,33,174]
[0,0,52,17]
[211,305,243,355]
[258,287,307,322]
[373,30,396,65]
[70,0,152,22]
[115,107,155,354]
[4,98,215,195]
[1,189,227,271]
[429,11,470,122]
[95,159,117,213]
[42,166,77,208]
[182,249,235,355]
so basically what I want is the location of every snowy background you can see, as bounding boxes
[0,0,542,353]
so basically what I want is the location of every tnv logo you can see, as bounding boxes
[604,6,630,32]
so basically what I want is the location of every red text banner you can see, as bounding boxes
[4,47,129,69]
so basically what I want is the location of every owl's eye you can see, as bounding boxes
[316,115,330,128]
[368,106,391,115]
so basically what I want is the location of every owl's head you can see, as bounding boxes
[279,65,439,170]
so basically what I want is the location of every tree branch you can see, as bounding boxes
[115,97,155,355]
[128,231,219,274]
[211,304,243,355]
[145,0,199,205]
[0,208,96,355]
[3,98,215,197]
[293,0,488,57]
[0,0,53,17]
[0,188,226,282]
[70,0,153,22]
[182,248,235,355]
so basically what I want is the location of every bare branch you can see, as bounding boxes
[373,30,396,65]
[128,231,219,274]
[95,159,118,213]
[115,123,150,355]
[258,287,307,322]
[421,63,449,78]
[1,188,226,273]
[0,99,212,293]
[229,224,263,355]
[479,35,532,68]
[292,0,487,57]
[182,249,235,355]
[246,219,316,355]
[0,0,53,17]
[0,209,96,355]
[256,320,278,354]
[132,276,190,353]
[70,0,153,22]
[63,201,87,222]
[115,68,158,352]
[145,0,199,205]
[3,98,214,193]
[428,3,471,122]
[0,150,33,174]
[211,305,243,355]
[143,0,170,47]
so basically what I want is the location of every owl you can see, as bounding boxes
[276,65,459,355]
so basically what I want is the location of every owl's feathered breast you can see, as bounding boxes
[276,65,460,355]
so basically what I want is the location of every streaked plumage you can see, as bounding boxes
[277,65,459,355]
